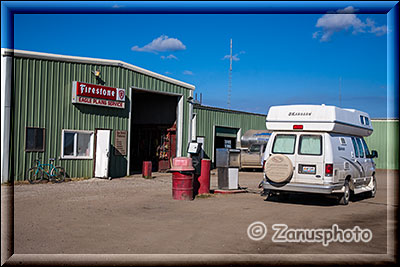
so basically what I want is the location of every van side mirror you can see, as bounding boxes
[368,150,378,158]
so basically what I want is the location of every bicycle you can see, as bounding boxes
[26,158,66,184]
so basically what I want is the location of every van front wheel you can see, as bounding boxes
[338,180,350,205]
[367,176,377,198]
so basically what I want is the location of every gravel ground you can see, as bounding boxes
[2,169,397,264]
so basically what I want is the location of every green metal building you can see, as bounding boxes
[365,119,399,170]
[2,49,195,182]
[193,104,267,165]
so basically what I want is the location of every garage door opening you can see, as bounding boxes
[130,89,180,174]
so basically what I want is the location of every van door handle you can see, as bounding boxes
[107,152,110,158]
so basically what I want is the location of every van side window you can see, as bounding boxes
[356,138,365,158]
[361,138,371,157]
[365,117,370,125]
[299,135,322,155]
[340,137,346,145]
[360,116,365,125]
[272,135,296,154]
[351,137,359,157]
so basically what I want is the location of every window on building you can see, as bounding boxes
[26,127,45,152]
[61,130,93,159]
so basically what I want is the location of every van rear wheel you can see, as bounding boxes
[338,180,350,205]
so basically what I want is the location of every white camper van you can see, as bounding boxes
[261,104,378,205]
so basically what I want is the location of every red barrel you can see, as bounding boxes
[142,161,152,179]
[198,159,211,194]
[170,157,195,200]
[172,172,194,200]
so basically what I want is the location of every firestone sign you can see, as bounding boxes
[72,81,125,109]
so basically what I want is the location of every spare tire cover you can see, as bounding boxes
[264,154,293,183]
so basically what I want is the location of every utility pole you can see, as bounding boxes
[339,77,342,107]
[227,39,232,109]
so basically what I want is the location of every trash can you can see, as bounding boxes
[170,157,195,200]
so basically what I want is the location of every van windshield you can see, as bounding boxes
[272,135,296,154]
[249,144,261,153]
[299,135,322,155]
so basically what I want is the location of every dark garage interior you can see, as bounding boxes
[130,90,179,174]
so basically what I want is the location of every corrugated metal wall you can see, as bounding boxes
[365,120,399,170]
[12,56,191,181]
[194,105,266,163]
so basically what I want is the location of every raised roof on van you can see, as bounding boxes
[266,104,373,136]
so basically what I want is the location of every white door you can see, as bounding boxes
[95,129,111,178]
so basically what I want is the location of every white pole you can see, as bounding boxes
[228,39,232,109]
[1,50,12,183]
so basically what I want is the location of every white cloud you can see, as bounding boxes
[312,31,320,39]
[366,18,388,36]
[337,6,358,14]
[183,70,193,75]
[222,51,245,61]
[161,54,178,60]
[131,35,186,53]
[313,6,387,42]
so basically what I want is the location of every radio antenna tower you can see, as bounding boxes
[339,76,342,107]
[227,39,232,109]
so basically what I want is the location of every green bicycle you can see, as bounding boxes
[26,158,66,184]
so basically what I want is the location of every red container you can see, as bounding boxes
[170,157,195,200]
[142,161,152,179]
[172,172,194,200]
[198,159,211,194]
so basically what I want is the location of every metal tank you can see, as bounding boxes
[240,130,272,148]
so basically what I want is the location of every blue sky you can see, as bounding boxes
[13,8,391,118]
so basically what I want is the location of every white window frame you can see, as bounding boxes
[61,129,94,159]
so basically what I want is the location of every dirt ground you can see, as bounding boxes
[2,169,398,264]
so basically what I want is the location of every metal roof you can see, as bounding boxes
[193,104,266,117]
[1,48,195,90]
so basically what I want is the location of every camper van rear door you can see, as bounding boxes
[295,134,324,184]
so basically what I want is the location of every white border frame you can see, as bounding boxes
[61,129,94,160]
